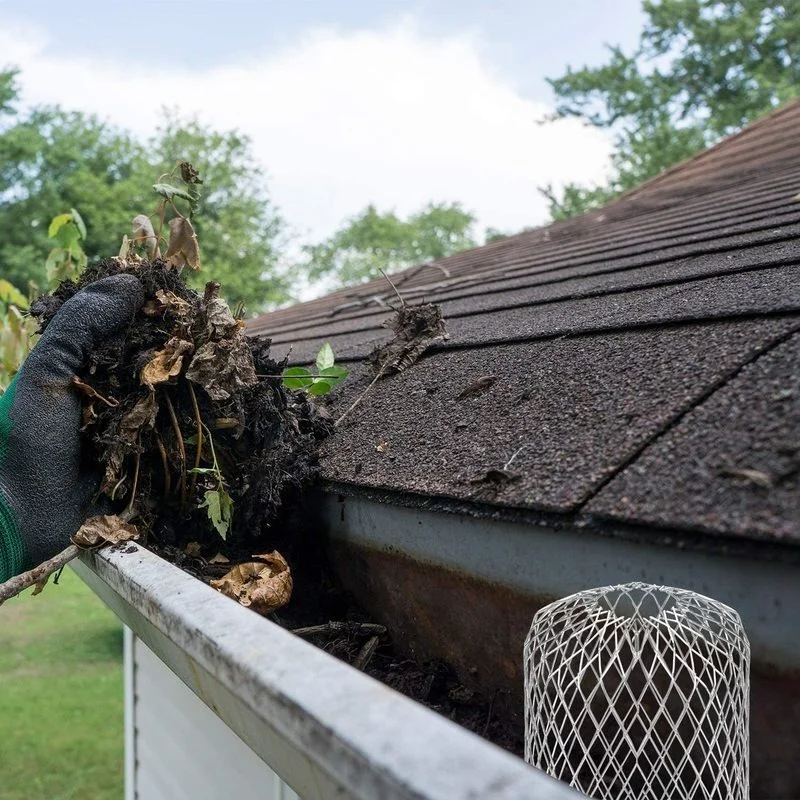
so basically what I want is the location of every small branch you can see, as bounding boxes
[353,635,380,671]
[482,689,499,737]
[187,382,204,496]
[0,545,79,606]
[154,430,172,499]
[503,444,530,471]
[122,451,141,521]
[164,392,187,507]
[379,268,406,309]
[335,365,387,428]
[291,621,386,638]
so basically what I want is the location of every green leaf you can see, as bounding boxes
[153,182,196,203]
[316,342,335,371]
[70,208,87,240]
[0,280,28,309]
[318,365,349,382]
[45,248,65,275]
[282,366,313,390]
[308,378,333,396]
[198,486,233,539]
[55,222,80,249]
[48,213,73,239]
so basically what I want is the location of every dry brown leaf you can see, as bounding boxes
[164,216,200,272]
[186,338,257,401]
[155,289,192,317]
[208,552,230,564]
[132,214,160,260]
[210,551,292,615]
[102,393,159,495]
[184,541,202,557]
[140,337,194,389]
[72,515,140,549]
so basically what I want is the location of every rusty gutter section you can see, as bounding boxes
[72,545,578,800]
[323,491,800,799]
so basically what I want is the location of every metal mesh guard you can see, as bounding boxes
[524,582,749,800]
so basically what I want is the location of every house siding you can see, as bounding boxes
[127,630,299,800]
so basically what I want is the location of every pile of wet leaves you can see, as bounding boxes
[32,257,332,614]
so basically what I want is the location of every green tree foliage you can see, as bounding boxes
[542,0,800,219]
[0,71,287,311]
[304,202,477,286]
[148,113,289,309]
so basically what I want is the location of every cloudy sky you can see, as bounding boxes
[0,0,644,247]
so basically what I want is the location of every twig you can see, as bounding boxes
[0,545,79,606]
[291,621,386,638]
[482,689,499,737]
[503,444,530,471]
[164,391,187,507]
[154,430,171,498]
[335,365,388,428]
[353,635,380,671]
[187,382,204,496]
[379,268,406,309]
[122,451,141,521]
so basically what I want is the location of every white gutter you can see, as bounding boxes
[73,545,579,800]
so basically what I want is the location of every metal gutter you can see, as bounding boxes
[72,545,579,800]
[324,491,800,667]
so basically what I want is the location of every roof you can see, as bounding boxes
[249,100,800,548]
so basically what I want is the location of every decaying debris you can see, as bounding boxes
[368,303,448,375]
[211,551,293,615]
[72,514,141,548]
[31,258,332,613]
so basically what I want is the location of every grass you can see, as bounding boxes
[0,568,124,800]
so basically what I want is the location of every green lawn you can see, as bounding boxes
[0,568,124,800]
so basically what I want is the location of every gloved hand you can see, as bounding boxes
[0,275,143,581]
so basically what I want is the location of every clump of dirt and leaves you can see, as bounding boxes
[27,163,343,614]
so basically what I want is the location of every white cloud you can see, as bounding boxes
[0,17,611,246]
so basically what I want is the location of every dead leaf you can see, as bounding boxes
[184,541,202,557]
[164,216,200,271]
[179,161,203,185]
[186,338,257,401]
[72,515,140,549]
[202,282,242,339]
[210,551,292,615]
[209,553,230,564]
[376,440,389,453]
[457,375,496,400]
[155,289,192,317]
[132,214,160,260]
[140,337,194,389]
[102,393,160,495]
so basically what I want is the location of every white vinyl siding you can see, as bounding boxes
[126,629,300,800]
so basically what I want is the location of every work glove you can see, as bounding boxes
[0,275,143,581]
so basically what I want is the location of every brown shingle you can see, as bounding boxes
[249,99,800,546]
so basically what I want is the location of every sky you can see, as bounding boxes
[0,0,645,249]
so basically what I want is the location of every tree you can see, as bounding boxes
[304,202,477,286]
[0,71,288,311]
[542,0,800,219]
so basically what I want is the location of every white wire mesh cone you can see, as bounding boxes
[524,582,749,800]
